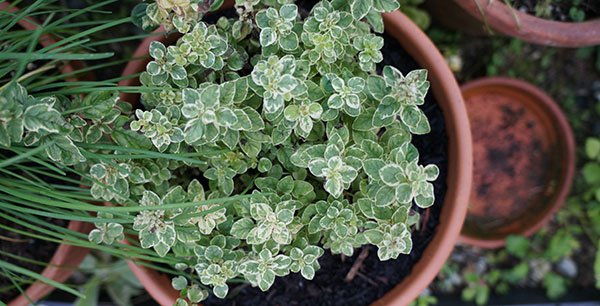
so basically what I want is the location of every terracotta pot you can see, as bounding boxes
[459,77,575,249]
[120,8,472,306]
[1,3,93,306]
[426,0,600,48]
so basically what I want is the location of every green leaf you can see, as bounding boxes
[231,218,254,239]
[292,181,314,198]
[586,138,600,159]
[23,104,66,133]
[363,229,384,244]
[400,105,430,134]
[375,185,395,207]
[363,158,386,181]
[260,28,276,47]
[284,105,300,121]
[373,0,400,12]
[187,286,208,303]
[352,109,375,131]
[379,164,403,186]
[201,84,221,108]
[414,194,434,208]
[277,176,295,194]
[85,125,103,143]
[272,124,292,145]
[367,75,388,100]
[256,10,270,29]
[280,4,298,21]
[44,136,86,165]
[280,32,299,51]
[365,9,384,33]
[183,88,201,104]
[301,265,315,280]
[205,245,224,261]
[259,270,276,291]
[505,235,529,259]
[583,163,600,184]
[184,118,205,144]
[258,158,272,173]
[243,107,264,131]
[373,100,398,127]
[213,285,229,299]
[324,177,344,198]
[543,272,567,300]
[217,108,238,127]
[351,0,373,20]
[308,159,327,177]
[241,140,261,158]
[171,276,188,290]
[210,0,225,11]
[395,183,412,203]
[81,91,117,119]
[111,128,152,150]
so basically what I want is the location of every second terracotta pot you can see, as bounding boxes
[459,77,575,249]
[426,0,600,48]
[120,9,472,306]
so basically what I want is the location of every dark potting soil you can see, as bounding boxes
[202,31,449,306]
[0,216,67,302]
[512,0,600,21]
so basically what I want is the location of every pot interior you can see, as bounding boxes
[461,80,570,246]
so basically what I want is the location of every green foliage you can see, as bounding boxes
[461,272,491,306]
[409,293,438,306]
[89,213,125,245]
[530,0,589,22]
[0,0,439,302]
[542,272,568,300]
[583,136,600,290]
[0,83,124,166]
[127,0,437,300]
[74,254,143,306]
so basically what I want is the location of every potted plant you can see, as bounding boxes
[425,0,600,47]
[0,0,470,304]
[105,0,472,305]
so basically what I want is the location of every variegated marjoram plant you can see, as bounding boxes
[0,0,440,304]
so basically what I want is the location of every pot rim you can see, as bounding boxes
[121,8,472,306]
[458,76,576,249]
[452,0,600,47]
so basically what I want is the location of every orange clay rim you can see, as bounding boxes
[453,0,600,48]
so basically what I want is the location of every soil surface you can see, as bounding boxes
[0,216,67,302]
[512,0,600,21]
[203,29,449,306]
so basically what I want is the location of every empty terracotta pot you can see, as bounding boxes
[0,2,93,305]
[459,77,575,249]
[426,0,600,48]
